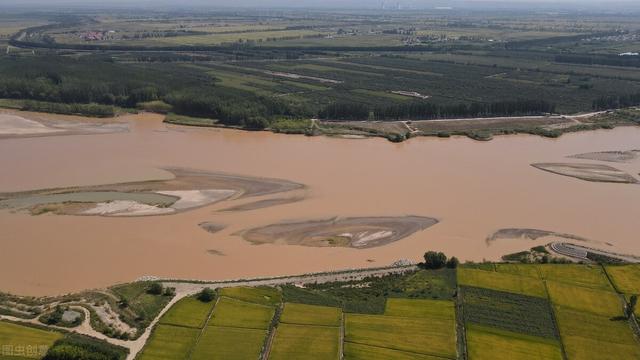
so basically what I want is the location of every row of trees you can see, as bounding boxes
[318,100,556,121]
[593,92,640,110]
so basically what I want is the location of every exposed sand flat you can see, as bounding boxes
[569,150,640,163]
[0,114,63,135]
[219,196,304,212]
[157,189,236,210]
[0,111,128,139]
[486,228,594,244]
[83,201,175,216]
[531,162,638,184]
[238,216,439,249]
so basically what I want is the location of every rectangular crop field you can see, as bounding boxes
[461,286,558,339]
[345,314,456,359]
[218,286,282,306]
[605,265,640,294]
[137,324,199,360]
[209,297,274,330]
[457,267,547,298]
[0,321,62,359]
[546,281,623,317]
[494,264,541,279]
[555,307,640,359]
[466,324,563,360]
[159,296,215,328]
[384,298,454,320]
[344,342,446,360]
[190,326,266,360]
[536,264,613,290]
[280,303,342,327]
[269,323,340,360]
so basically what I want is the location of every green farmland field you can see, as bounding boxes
[457,267,547,298]
[159,296,215,328]
[494,264,541,279]
[384,298,454,320]
[344,342,446,360]
[190,326,266,360]
[537,264,613,290]
[345,314,456,359]
[605,265,640,294]
[137,325,199,360]
[209,297,275,330]
[0,321,62,359]
[280,303,342,327]
[555,307,640,359]
[546,281,623,317]
[218,286,282,306]
[466,324,563,360]
[270,323,340,360]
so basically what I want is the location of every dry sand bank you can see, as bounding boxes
[531,162,638,184]
[0,110,128,138]
[237,216,439,249]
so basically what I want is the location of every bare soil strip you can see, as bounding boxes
[219,196,304,212]
[569,150,640,163]
[237,216,439,249]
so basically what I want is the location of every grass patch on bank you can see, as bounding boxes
[0,321,63,359]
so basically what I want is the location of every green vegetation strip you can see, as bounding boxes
[461,286,558,339]
[159,296,215,329]
[384,298,454,320]
[345,313,456,359]
[190,326,266,360]
[209,297,275,330]
[344,342,446,360]
[605,265,640,294]
[0,321,62,359]
[218,286,282,307]
[546,281,623,317]
[466,323,563,360]
[269,323,341,360]
[136,324,200,360]
[536,264,614,290]
[280,303,342,327]
[457,267,547,298]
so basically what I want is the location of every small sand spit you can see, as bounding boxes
[157,189,236,210]
[569,150,640,163]
[531,162,638,184]
[0,114,62,135]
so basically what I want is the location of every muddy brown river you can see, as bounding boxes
[1,112,639,296]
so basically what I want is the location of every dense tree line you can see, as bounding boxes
[43,334,127,360]
[593,92,640,110]
[319,100,555,121]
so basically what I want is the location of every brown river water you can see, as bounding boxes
[1,113,639,296]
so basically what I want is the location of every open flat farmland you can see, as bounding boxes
[384,298,454,320]
[555,307,640,359]
[0,321,62,359]
[457,267,547,298]
[344,342,446,360]
[209,297,275,330]
[546,281,623,317]
[280,303,342,327]
[345,313,456,359]
[605,265,640,294]
[137,325,199,360]
[494,264,541,279]
[466,324,563,360]
[159,296,215,329]
[218,286,282,307]
[269,323,340,360]
[536,264,613,290]
[190,326,266,360]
